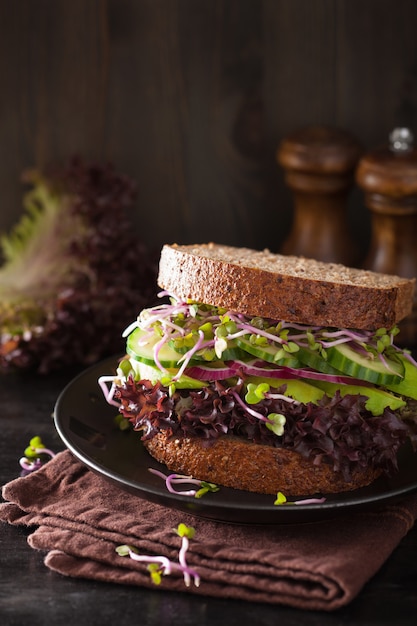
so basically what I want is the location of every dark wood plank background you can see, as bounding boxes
[1,0,416,261]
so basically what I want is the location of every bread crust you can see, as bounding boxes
[144,431,382,496]
[157,243,415,330]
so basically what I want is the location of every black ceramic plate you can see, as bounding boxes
[53,356,417,525]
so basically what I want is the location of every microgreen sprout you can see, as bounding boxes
[375,328,392,353]
[19,436,56,473]
[214,336,228,359]
[243,382,291,435]
[274,491,327,506]
[126,294,410,384]
[114,414,130,431]
[245,382,270,404]
[149,468,219,498]
[232,387,288,436]
[176,523,196,587]
[274,491,288,505]
[265,413,286,436]
[116,523,200,587]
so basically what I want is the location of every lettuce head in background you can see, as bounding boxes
[0,158,157,373]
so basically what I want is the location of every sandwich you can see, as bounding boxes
[101,243,417,496]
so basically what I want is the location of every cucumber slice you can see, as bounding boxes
[297,345,344,375]
[169,338,245,362]
[216,344,247,361]
[129,359,207,389]
[236,336,301,368]
[126,327,181,367]
[325,343,404,385]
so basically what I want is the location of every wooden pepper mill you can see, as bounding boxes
[356,127,417,346]
[277,126,362,266]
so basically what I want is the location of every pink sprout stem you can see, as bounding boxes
[294,497,326,505]
[19,457,43,472]
[153,335,171,372]
[231,389,268,422]
[178,536,192,587]
[98,375,121,407]
[19,447,56,472]
[122,546,200,588]
[149,468,201,496]
[174,331,214,380]
[266,392,299,404]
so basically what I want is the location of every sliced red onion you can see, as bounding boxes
[185,358,365,386]
[231,360,364,385]
[184,364,239,380]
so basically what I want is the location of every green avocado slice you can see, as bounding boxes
[309,380,406,416]
[244,376,325,404]
[384,354,417,400]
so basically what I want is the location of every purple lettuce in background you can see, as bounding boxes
[0,157,158,373]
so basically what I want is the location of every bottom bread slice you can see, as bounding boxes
[143,432,382,497]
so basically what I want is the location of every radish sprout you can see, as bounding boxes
[116,524,200,588]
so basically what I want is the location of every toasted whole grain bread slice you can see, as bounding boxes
[158,243,415,330]
[144,431,382,496]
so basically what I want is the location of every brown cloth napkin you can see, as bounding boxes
[1,450,416,612]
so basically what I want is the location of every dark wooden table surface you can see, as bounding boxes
[1,365,417,626]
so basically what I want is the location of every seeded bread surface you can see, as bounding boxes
[144,432,382,496]
[158,243,415,330]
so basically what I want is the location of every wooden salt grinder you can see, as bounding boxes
[277,126,362,266]
[356,127,417,345]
